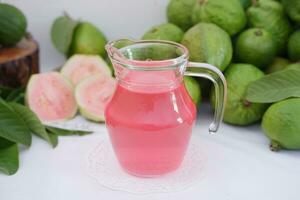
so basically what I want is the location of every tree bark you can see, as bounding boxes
[0,34,39,88]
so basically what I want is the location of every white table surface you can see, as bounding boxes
[1,0,300,199]
[1,106,300,200]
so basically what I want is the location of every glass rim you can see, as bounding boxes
[105,39,189,71]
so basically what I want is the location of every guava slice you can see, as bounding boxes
[26,72,77,122]
[75,74,116,122]
[61,54,111,86]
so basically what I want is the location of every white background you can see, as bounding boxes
[1,0,300,200]
[4,0,170,72]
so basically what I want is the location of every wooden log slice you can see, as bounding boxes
[0,34,39,88]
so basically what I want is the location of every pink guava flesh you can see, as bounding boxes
[76,75,116,120]
[61,55,111,85]
[27,72,77,122]
[70,64,102,85]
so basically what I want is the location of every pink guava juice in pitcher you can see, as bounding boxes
[105,39,226,177]
[105,69,197,176]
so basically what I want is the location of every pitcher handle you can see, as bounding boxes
[185,62,227,134]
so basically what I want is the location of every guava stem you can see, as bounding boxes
[255,29,263,36]
[269,141,281,152]
[63,11,72,20]
[252,0,259,7]
[243,99,252,107]
[198,0,208,6]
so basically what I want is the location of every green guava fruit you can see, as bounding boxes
[61,54,111,86]
[192,0,246,36]
[184,76,201,106]
[239,0,251,9]
[281,0,300,24]
[265,57,291,74]
[142,23,184,43]
[181,23,232,71]
[121,42,180,61]
[75,74,116,122]
[247,0,292,54]
[215,63,268,125]
[167,0,196,31]
[141,23,184,60]
[0,3,27,46]
[26,72,77,122]
[235,28,277,69]
[262,98,300,151]
[288,30,300,62]
[69,22,107,58]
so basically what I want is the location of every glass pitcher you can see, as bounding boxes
[105,39,227,177]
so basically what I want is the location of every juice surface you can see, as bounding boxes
[105,75,196,176]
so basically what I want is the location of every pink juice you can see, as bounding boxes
[105,70,197,176]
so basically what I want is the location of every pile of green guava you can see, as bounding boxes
[143,0,300,151]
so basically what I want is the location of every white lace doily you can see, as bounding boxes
[87,136,207,194]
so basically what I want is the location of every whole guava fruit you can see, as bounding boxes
[0,3,27,46]
[247,0,292,54]
[235,28,277,69]
[184,76,201,106]
[69,22,107,58]
[281,0,300,24]
[167,0,196,31]
[142,23,184,43]
[26,72,77,122]
[213,63,268,125]
[61,54,111,86]
[181,23,232,71]
[288,30,300,62]
[265,57,291,74]
[192,0,246,36]
[120,42,180,61]
[262,98,300,151]
[75,74,116,122]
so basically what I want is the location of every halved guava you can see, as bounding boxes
[26,72,77,122]
[75,74,116,122]
[61,54,111,85]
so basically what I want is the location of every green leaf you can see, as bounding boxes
[48,132,58,148]
[246,69,300,103]
[0,137,19,175]
[51,13,78,54]
[45,126,93,136]
[9,103,52,146]
[0,98,31,146]
[5,87,25,104]
[0,85,13,99]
